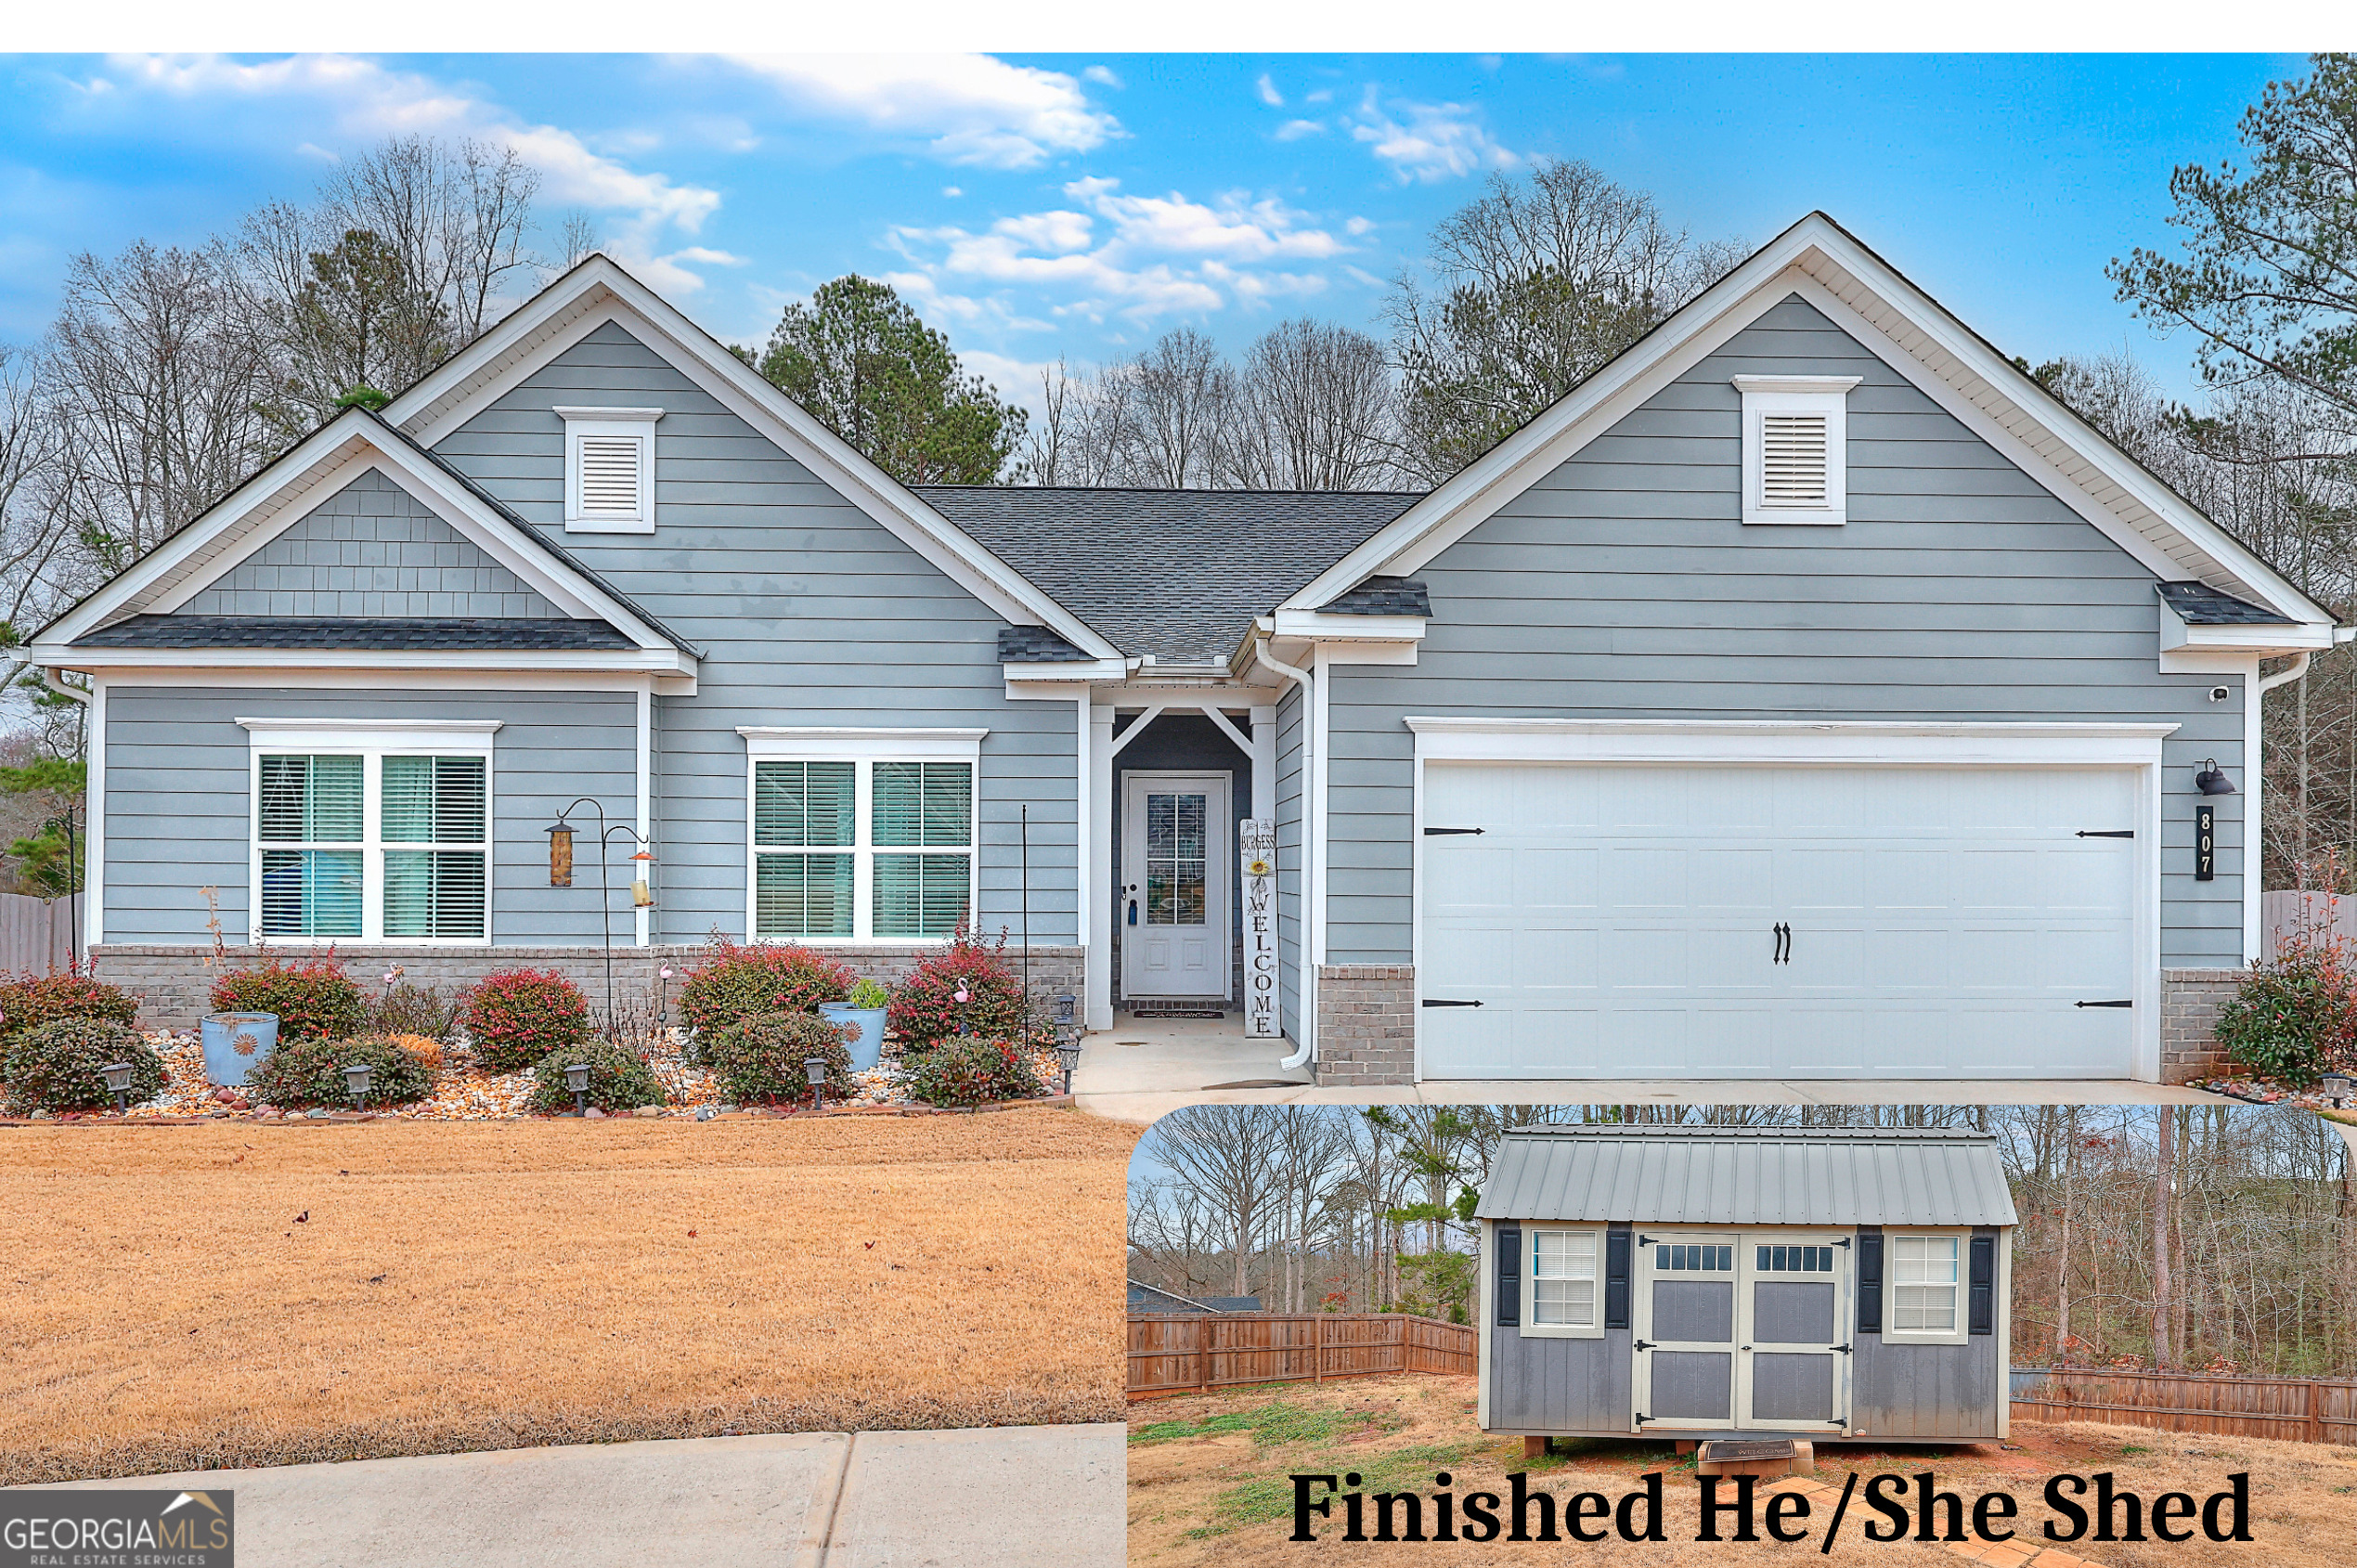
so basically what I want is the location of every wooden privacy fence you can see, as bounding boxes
[0,893,76,978]
[1128,1312,1477,1401]
[2010,1367,2357,1445]
[2263,889,2357,960]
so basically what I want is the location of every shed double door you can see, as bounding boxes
[1633,1229,1851,1433]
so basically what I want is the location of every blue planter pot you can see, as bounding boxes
[201,1012,278,1087]
[818,1004,888,1072]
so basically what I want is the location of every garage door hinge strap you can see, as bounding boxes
[2076,829,2134,838]
[2075,998,2134,1008]
[1634,1341,1654,1352]
[1422,826,1484,835]
[1420,998,1483,1008]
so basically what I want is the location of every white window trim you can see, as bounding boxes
[739,728,986,945]
[1519,1224,1606,1341]
[1881,1228,1970,1346]
[1735,375,1858,526]
[241,720,499,947]
[558,405,662,534]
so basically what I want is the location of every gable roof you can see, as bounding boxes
[919,486,1423,665]
[32,408,698,670]
[381,253,1121,662]
[1477,1126,2017,1229]
[1288,212,2338,636]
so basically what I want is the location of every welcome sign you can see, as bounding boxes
[1241,818,1278,1037]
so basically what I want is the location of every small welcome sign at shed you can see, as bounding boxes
[1242,818,1277,1037]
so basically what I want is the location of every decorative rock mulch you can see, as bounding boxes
[3,1030,1072,1124]
[2201,1075,2357,1121]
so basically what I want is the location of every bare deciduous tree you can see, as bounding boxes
[1225,318,1400,490]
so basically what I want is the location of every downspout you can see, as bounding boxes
[1253,636,1316,1071]
[2247,646,2327,964]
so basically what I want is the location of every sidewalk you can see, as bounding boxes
[1070,1017,2225,1123]
[15,1424,1122,1568]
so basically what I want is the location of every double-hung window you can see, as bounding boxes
[1886,1233,1964,1341]
[1523,1227,1602,1336]
[743,729,983,942]
[244,720,498,944]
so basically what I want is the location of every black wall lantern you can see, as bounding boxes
[2194,758,2237,796]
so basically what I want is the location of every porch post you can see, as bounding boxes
[1087,703,1116,1031]
[1250,705,1276,822]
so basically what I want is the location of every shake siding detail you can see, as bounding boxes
[102,686,634,944]
[427,319,1078,943]
[1324,294,2243,969]
[179,468,564,619]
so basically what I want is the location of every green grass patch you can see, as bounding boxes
[1132,1398,1403,1448]
[1185,1444,1480,1539]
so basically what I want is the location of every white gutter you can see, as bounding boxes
[1252,637,1316,1072]
[2258,651,2314,695]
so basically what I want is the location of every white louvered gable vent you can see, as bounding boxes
[556,406,663,533]
[1735,376,1858,525]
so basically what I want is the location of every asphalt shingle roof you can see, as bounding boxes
[917,486,1425,664]
[80,616,639,651]
[996,625,1094,663]
[2156,580,2296,626]
[1320,575,1431,616]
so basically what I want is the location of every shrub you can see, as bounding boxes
[370,982,457,1040]
[460,969,590,1073]
[247,1033,434,1109]
[1,1018,163,1114]
[527,1040,667,1115]
[678,938,855,1033]
[2211,939,2357,1085]
[210,956,366,1042]
[887,927,1025,1050]
[694,1011,856,1107]
[847,977,891,1010]
[0,969,138,1042]
[902,1035,1043,1108]
[386,1033,444,1072]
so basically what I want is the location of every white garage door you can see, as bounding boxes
[1418,763,2140,1079]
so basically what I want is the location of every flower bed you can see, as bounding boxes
[2201,1075,2357,1119]
[14,1029,1067,1121]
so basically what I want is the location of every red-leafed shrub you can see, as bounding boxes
[460,968,591,1073]
[210,956,366,1042]
[0,968,138,1041]
[902,1035,1043,1108]
[691,1011,857,1107]
[678,937,855,1033]
[887,927,1025,1051]
[3,1018,165,1114]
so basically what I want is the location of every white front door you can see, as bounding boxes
[1122,771,1231,999]
[1419,762,2142,1079]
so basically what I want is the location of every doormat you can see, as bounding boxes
[1127,1003,1226,1018]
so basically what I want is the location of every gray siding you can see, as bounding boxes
[1488,1324,1632,1432]
[1850,1223,2004,1440]
[1325,294,2244,970]
[180,469,564,619]
[103,686,633,944]
[427,320,1077,943]
[1276,683,1304,1041]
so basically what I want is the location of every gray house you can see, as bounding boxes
[21,212,2338,1082]
[1475,1127,2016,1445]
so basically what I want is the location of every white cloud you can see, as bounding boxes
[1081,65,1123,89]
[1255,73,1284,107]
[942,185,964,198]
[92,55,723,240]
[1344,216,1375,237]
[725,54,1119,170]
[1274,119,1325,141]
[887,176,1352,326]
[1346,87,1517,183]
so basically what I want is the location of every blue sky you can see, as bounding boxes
[0,53,2312,409]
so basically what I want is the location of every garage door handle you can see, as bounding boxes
[2075,999,2133,1008]
[2076,829,2134,838]
[1421,998,1483,1008]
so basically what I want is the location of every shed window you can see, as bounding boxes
[1890,1235,1962,1335]
[252,741,491,944]
[1758,1245,1835,1274]
[1530,1230,1599,1328]
[745,736,979,944]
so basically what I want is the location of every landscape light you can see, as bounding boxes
[343,1062,373,1112]
[803,1056,829,1114]
[1054,993,1076,1027]
[100,1060,135,1116]
[1055,1039,1081,1096]
[2325,1071,2353,1108]
[564,1061,591,1117]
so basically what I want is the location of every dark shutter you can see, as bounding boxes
[1604,1227,1632,1329]
[1968,1234,1996,1336]
[1856,1228,1884,1334]
[1496,1224,1521,1327]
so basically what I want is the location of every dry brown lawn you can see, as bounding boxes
[1127,1374,2357,1568]
[0,1110,1139,1484]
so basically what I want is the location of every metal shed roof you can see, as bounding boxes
[1476,1127,2017,1228]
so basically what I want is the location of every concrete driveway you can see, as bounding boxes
[14,1424,1122,1568]
[1072,1017,2228,1123]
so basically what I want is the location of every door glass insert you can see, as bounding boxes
[1656,1243,1733,1272]
[1145,792,1208,925]
[1757,1245,1835,1273]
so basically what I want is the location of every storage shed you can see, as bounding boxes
[1475,1127,2015,1445]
